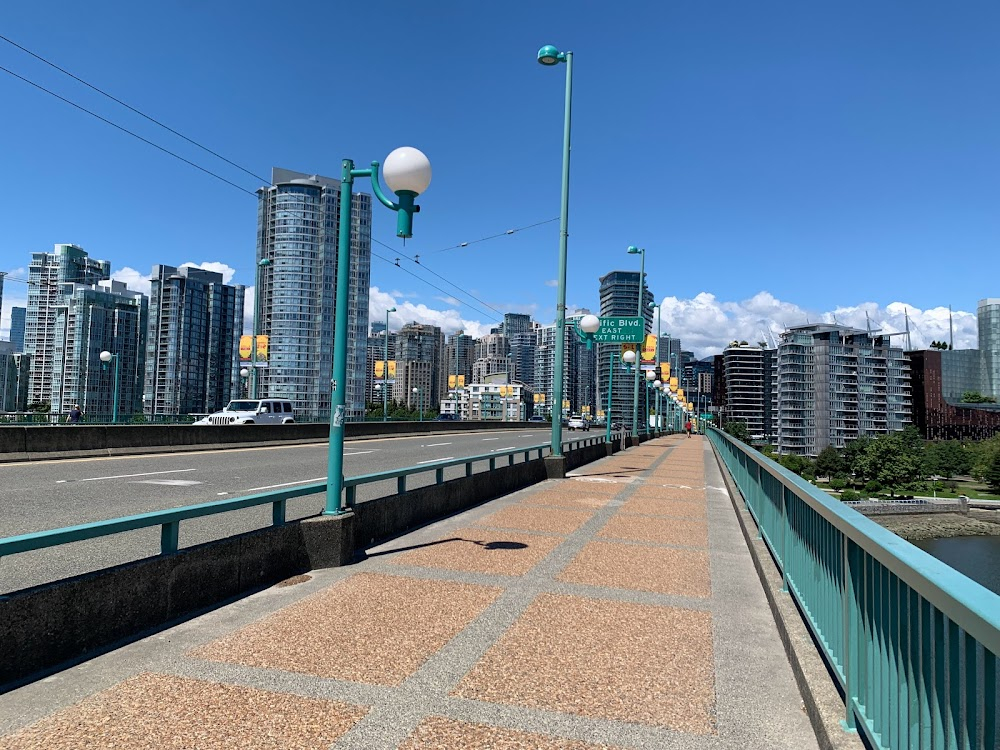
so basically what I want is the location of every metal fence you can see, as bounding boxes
[708,427,999,750]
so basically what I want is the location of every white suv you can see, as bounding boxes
[194,399,295,426]
[567,414,589,431]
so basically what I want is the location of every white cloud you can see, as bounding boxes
[657,292,978,359]
[545,279,559,287]
[435,295,461,306]
[180,261,237,284]
[110,267,152,296]
[370,286,495,338]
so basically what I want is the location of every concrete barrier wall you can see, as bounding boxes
[0,437,605,689]
[0,420,550,463]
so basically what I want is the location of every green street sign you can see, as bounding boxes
[591,316,645,343]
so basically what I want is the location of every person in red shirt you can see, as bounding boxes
[684,420,692,437]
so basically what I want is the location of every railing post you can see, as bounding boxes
[344,487,355,508]
[508,454,514,466]
[160,521,179,555]
[273,498,287,524]
[841,538,860,732]
[436,467,444,484]
[780,486,789,593]
[397,476,406,494]
[466,461,473,478]
[489,457,496,471]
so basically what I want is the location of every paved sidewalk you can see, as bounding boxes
[0,436,819,749]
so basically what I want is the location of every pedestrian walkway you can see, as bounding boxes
[0,436,819,749]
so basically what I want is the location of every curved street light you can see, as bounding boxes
[326,147,431,516]
[627,245,646,435]
[538,43,573,466]
[100,350,120,424]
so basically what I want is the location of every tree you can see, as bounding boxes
[985,452,1000,494]
[843,436,873,482]
[857,433,923,497]
[960,390,997,404]
[779,453,814,477]
[724,421,751,443]
[814,446,844,480]
[925,440,973,478]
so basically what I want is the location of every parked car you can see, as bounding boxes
[567,414,589,431]
[527,415,547,423]
[435,413,460,421]
[193,399,295,426]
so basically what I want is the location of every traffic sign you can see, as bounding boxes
[590,316,645,343]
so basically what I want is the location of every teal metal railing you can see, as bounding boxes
[0,434,609,564]
[708,427,999,750]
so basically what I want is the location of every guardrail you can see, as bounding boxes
[707,427,999,750]
[0,434,609,564]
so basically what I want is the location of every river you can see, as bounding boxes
[914,535,1000,596]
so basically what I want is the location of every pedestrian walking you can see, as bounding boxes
[68,404,83,424]
[684,420,692,437]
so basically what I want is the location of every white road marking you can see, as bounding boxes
[490,446,517,452]
[133,479,202,486]
[244,477,326,493]
[73,468,198,483]
[217,492,229,496]
[417,457,453,464]
[482,438,500,441]
[343,450,376,456]
[422,442,452,447]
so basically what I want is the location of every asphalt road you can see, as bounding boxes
[0,426,604,593]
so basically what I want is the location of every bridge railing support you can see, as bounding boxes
[707,427,999,750]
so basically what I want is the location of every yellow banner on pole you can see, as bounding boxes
[375,361,385,379]
[448,375,456,388]
[457,375,465,387]
[539,394,546,403]
[387,361,396,379]
[640,334,657,364]
[660,363,671,380]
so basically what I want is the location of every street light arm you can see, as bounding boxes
[365,162,399,211]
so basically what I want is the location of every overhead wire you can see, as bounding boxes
[0,63,258,196]
[0,48,550,322]
[0,33,270,185]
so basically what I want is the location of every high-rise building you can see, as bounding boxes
[719,344,777,442]
[10,307,26,352]
[597,271,654,426]
[532,311,597,417]
[255,168,372,422]
[365,329,396,407]
[24,244,111,408]
[978,298,1000,399]
[509,329,537,387]
[776,324,910,456]
[502,313,532,338]
[0,343,30,411]
[50,280,148,417]
[143,265,244,417]
[444,332,475,393]
[394,322,444,409]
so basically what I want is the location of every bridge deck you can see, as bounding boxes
[0,436,822,749]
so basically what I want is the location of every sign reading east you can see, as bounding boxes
[592,316,645,343]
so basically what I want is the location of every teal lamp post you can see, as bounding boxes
[649,301,661,431]
[251,257,272,398]
[626,245,646,435]
[325,147,431,516]
[538,43,573,459]
[645,368,655,433]
[622,348,637,435]
[413,386,423,422]
[100,350,120,424]
[383,306,396,422]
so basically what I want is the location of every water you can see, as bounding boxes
[913,535,1000,596]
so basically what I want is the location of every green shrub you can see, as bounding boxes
[840,489,861,502]
[864,481,882,494]
[829,477,847,490]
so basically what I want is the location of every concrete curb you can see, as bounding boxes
[709,442,864,750]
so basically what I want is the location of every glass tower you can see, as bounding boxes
[597,270,654,427]
[978,298,1000,399]
[255,168,372,422]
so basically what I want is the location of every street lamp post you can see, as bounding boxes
[413,386,423,422]
[100,350,120,424]
[645,369,655,433]
[649,301,661,432]
[251,257,272,399]
[622,349,637,436]
[627,245,646,435]
[325,147,431,516]
[240,367,250,398]
[383,306,395,422]
[538,43,573,460]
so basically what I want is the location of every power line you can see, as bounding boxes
[0,34,270,184]
[371,237,505,318]
[0,63,258,196]
[432,217,558,253]
[370,251,501,323]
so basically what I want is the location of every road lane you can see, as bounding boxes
[0,426,606,593]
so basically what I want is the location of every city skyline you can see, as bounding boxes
[2,3,998,359]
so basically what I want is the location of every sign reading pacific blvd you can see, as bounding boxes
[588,316,645,343]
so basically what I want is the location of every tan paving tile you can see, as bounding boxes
[454,594,716,733]
[619,495,707,519]
[519,491,617,510]
[630,485,706,502]
[475,505,593,535]
[0,672,364,750]
[558,541,711,598]
[399,716,626,749]
[192,573,501,686]
[387,528,563,575]
[598,516,708,547]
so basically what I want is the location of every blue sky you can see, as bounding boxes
[2,1,998,355]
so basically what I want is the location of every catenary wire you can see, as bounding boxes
[0,33,270,184]
[0,63,258,196]
[431,217,558,253]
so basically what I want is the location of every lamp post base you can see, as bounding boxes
[544,455,567,479]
